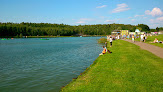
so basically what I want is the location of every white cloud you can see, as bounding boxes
[105,20,114,22]
[135,15,144,17]
[80,18,93,21]
[157,16,163,21]
[76,21,86,24]
[131,19,135,22]
[96,5,107,8]
[112,3,130,13]
[76,18,93,24]
[145,7,163,17]
[150,17,163,24]
[149,24,160,28]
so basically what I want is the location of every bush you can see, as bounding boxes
[98,38,107,43]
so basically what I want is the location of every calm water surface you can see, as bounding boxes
[0,37,103,92]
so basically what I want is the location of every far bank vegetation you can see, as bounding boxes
[0,22,162,37]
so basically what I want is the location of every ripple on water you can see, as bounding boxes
[0,37,103,92]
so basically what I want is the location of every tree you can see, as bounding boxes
[0,22,156,37]
[19,33,23,38]
[136,27,142,31]
[117,27,122,30]
[156,27,159,32]
[16,34,19,38]
[137,24,150,32]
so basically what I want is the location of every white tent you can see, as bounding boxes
[135,29,140,32]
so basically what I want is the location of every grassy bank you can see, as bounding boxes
[134,34,163,48]
[61,40,163,92]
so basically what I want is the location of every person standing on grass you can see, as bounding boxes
[132,35,135,42]
[143,34,147,42]
[117,35,120,40]
[107,35,109,41]
[109,36,113,47]
[105,42,107,48]
[105,42,107,52]
[140,34,144,42]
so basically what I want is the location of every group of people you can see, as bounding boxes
[99,33,162,56]
[99,35,113,55]
[131,34,147,42]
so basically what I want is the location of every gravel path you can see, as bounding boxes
[123,39,163,58]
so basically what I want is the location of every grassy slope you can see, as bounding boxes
[134,34,163,48]
[61,40,163,92]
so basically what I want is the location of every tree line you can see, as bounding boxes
[0,22,160,37]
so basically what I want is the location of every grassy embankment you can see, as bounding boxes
[133,34,163,48]
[61,40,163,92]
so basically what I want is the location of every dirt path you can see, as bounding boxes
[123,39,163,58]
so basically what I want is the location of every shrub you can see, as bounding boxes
[98,38,107,43]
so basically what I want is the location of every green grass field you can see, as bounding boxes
[134,34,163,48]
[61,40,163,92]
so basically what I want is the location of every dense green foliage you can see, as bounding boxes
[150,27,163,32]
[137,24,150,32]
[61,40,163,92]
[150,29,157,32]
[0,22,154,37]
[156,27,163,32]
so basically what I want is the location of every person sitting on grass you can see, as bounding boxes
[150,38,162,43]
[102,46,106,54]
[153,38,158,43]
[99,46,106,55]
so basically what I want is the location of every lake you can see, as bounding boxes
[0,37,103,92]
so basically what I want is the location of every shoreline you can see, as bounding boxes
[0,35,106,38]
[61,54,100,90]
[61,40,163,92]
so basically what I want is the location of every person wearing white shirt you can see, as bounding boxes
[109,37,113,47]
[140,34,144,42]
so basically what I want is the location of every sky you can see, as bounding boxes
[0,0,163,28]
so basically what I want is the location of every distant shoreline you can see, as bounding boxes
[0,35,106,38]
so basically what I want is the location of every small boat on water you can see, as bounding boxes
[1,38,10,40]
[40,38,49,40]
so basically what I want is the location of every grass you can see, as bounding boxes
[61,40,163,92]
[134,34,163,48]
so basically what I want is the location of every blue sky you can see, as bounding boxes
[0,0,163,28]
